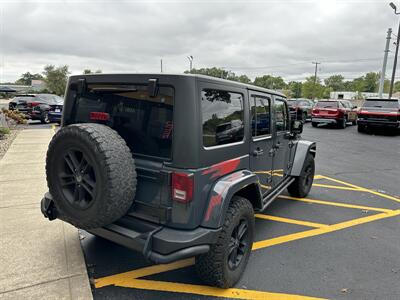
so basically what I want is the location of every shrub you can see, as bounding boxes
[1,108,27,125]
[0,126,10,139]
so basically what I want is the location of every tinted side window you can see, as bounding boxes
[201,89,244,147]
[251,95,271,137]
[275,99,288,132]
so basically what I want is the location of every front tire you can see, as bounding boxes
[195,196,254,288]
[288,154,315,198]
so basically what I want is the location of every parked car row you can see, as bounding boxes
[309,98,400,132]
[8,94,64,124]
[287,98,315,122]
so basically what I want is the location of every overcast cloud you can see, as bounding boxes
[0,0,399,83]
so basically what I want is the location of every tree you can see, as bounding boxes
[83,69,102,74]
[394,81,400,92]
[253,75,286,90]
[15,72,43,85]
[363,72,379,92]
[288,81,302,98]
[324,75,344,91]
[185,67,229,79]
[235,74,251,84]
[302,76,325,99]
[42,65,70,96]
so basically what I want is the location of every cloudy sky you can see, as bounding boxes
[0,0,399,83]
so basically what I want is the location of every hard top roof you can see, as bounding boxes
[70,73,286,98]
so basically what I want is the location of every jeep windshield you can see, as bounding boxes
[71,83,174,160]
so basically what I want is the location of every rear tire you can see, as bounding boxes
[288,154,315,198]
[46,123,137,229]
[338,117,347,129]
[41,111,50,124]
[358,124,366,133]
[195,196,254,288]
[312,122,318,128]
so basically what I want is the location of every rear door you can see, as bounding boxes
[249,91,274,194]
[272,97,291,187]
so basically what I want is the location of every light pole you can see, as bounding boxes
[187,55,193,72]
[389,2,400,98]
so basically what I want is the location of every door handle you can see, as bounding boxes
[268,148,275,157]
[253,148,264,157]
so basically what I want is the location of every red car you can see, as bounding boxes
[357,98,400,133]
[311,100,357,128]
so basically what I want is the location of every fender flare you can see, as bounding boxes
[201,170,262,229]
[289,140,316,177]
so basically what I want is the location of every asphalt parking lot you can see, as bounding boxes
[81,123,400,300]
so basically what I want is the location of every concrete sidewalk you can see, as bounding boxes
[0,128,92,300]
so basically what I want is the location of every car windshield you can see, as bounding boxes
[363,100,399,108]
[37,94,64,104]
[316,101,338,108]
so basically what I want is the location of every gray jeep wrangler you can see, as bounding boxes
[41,74,316,288]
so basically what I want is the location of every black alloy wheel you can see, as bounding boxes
[228,219,249,270]
[59,149,96,210]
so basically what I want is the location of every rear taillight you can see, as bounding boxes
[90,112,110,121]
[27,102,40,108]
[172,172,194,203]
[312,108,319,114]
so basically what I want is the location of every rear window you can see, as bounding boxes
[316,101,338,108]
[72,84,174,160]
[363,100,399,108]
[13,96,35,102]
[201,89,244,147]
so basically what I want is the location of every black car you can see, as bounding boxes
[41,74,316,288]
[9,94,64,124]
[287,98,314,122]
[357,98,400,133]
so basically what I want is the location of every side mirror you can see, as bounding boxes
[290,118,303,135]
[353,106,357,109]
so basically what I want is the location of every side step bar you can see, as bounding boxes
[260,177,295,211]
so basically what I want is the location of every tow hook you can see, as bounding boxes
[40,192,58,221]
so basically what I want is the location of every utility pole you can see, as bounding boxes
[389,2,400,98]
[187,55,193,72]
[160,59,163,73]
[378,28,392,97]
[312,61,321,100]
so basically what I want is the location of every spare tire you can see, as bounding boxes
[46,123,137,229]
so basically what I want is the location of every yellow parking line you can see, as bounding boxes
[321,175,400,204]
[259,183,271,189]
[110,278,326,300]
[279,195,392,213]
[312,183,361,191]
[255,214,328,228]
[95,258,194,287]
[96,210,400,297]
[252,209,400,250]
[313,175,324,180]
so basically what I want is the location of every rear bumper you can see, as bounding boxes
[48,112,62,122]
[40,192,219,264]
[357,120,400,128]
[311,117,338,124]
